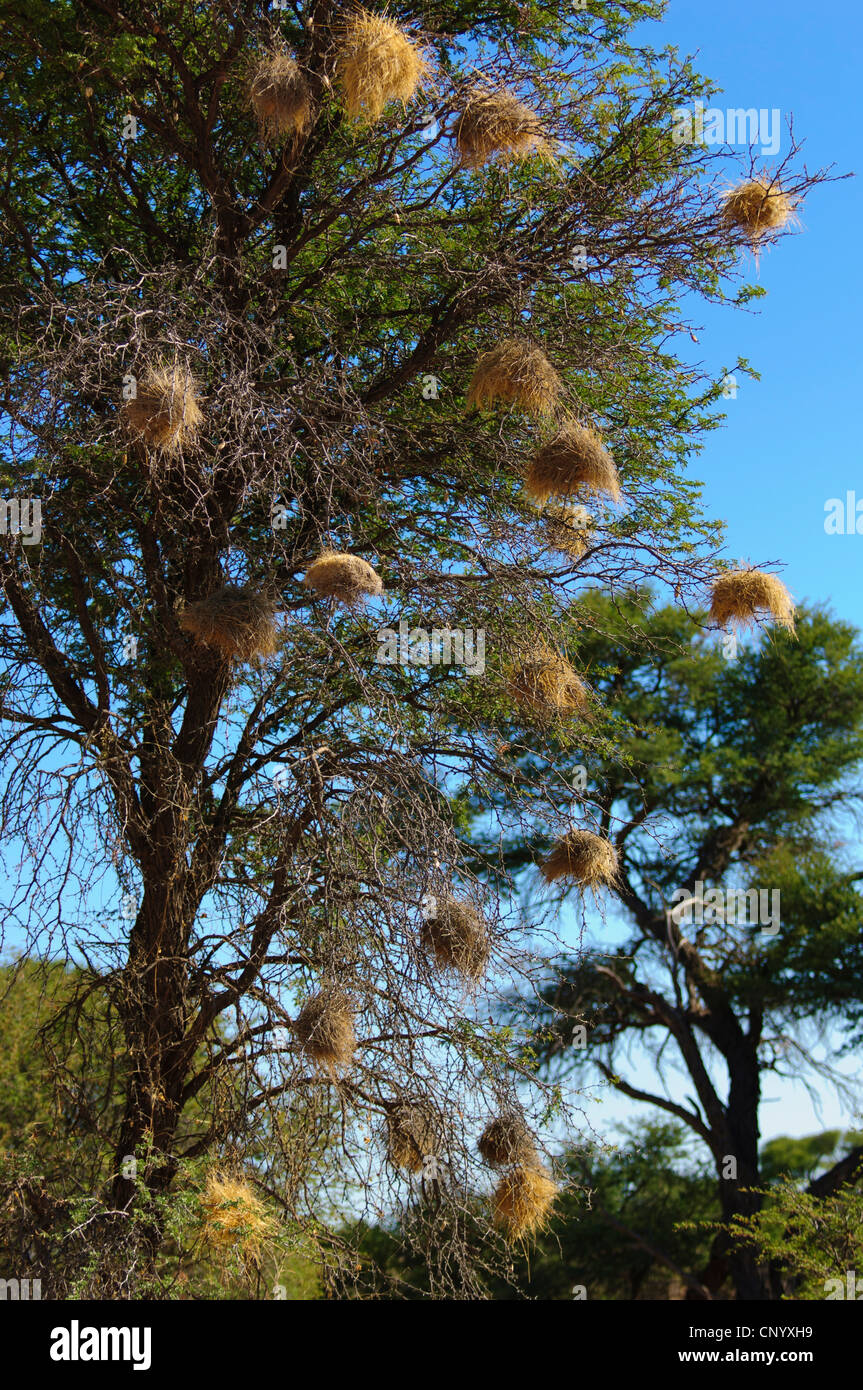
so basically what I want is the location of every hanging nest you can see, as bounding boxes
[466,340,560,416]
[721,177,795,243]
[122,363,203,455]
[199,1173,275,1262]
[420,896,491,981]
[335,9,430,123]
[179,586,279,662]
[303,549,384,605]
[492,1164,558,1242]
[526,421,620,505]
[456,86,551,168]
[709,569,796,633]
[541,827,619,888]
[478,1114,538,1169]
[508,645,590,720]
[294,989,356,1074]
[247,49,312,142]
[386,1100,441,1173]
[542,502,593,561]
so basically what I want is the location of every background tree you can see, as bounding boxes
[517,599,863,1299]
[0,0,824,1293]
[0,956,324,1297]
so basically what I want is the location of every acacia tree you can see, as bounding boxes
[517,598,863,1300]
[0,0,824,1294]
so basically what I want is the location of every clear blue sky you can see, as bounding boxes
[570,0,863,1152]
[656,0,862,628]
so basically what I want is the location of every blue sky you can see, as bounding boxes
[656,0,862,627]
[572,0,863,1151]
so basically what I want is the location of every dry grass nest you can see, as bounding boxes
[179,587,279,663]
[303,550,383,605]
[420,896,491,981]
[709,569,796,634]
[542,502,593,561]
[294,989,356,1074]
[526,421,620,505]
[456,86,551,168]
[122,363,203,454]
[721,177,795,242]
[508,645,590,720]
[386,1100,441,1173]
[199,1174,275,1260]
[247,49,312,142]
[466,340,561,416]
[492,1164,558,1242]
[478,1114,538,1169]
[541,827,619,888]
[335,9,430,123]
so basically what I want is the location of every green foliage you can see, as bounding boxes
[729,1178,863,1300]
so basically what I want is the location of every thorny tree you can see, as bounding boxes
[0,0,826,1294]
[518,598,863,1301]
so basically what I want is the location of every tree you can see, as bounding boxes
[0,957,323,1297]
[490,1119,719,1300]
[519,598,863,1299]
[0,0,824,1293]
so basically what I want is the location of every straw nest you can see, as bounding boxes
[420,896,491,981]
[541,828,619,888]
[199,1174,274,1261]
[456,86,550,168]
[335,9,429,123]
[478,1114,538,1169]
[721,177,795,242]
[303,550,384,605]
[526,422,620,505]
[179,587,279,662]
[508,645,590,720]
[709,569,796,633]
[386,1100,441,1173]
[294,989,356,1074]
[247,49,312,142]
[492,1164,558,1242]
[543,503,593,561]
[122,363,203,454]
[466,340,561,416]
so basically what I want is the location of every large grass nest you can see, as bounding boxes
[179,587,279,662]
[526,422,620,505]
[466,340,561,416]
[386,1100,441,1173]
[420,896,491,981]
[122,363,203,455]
[492,1164,558,1242]
[294,989,356,1074]
[303,550,384,605]
[335,9,430,123]
[456,86,551,168]
[247,49,312,142]
[541,827,619,888]
[508,645,590,720]
[199,1173,274,1261]
[709,568,796,633]
[542,502,593,561]
[721,177,795,242]
[478,1114,538,1169]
